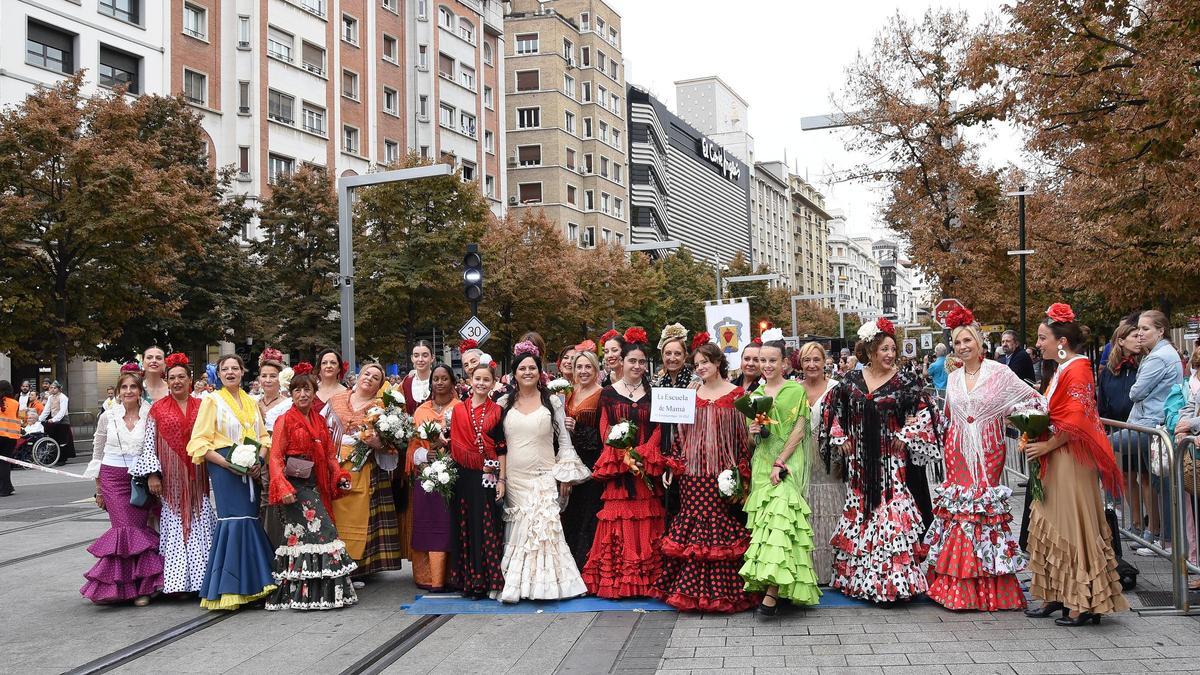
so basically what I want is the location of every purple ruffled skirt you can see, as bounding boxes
[81,464,164,603]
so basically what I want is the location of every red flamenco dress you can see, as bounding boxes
[581,387,665,598]
[652,389,757,613]
[448,398,507,599]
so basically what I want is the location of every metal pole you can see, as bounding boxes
[715,254,723,301]
[1018,185,1027,346]
[791,296,798,339]
[338,182,356,369]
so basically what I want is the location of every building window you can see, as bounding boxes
[458,18,475,44]
[268,28,293,62]
[417,0,427,19]
[418,45,428,69]
[485,175,495,197]
[599,120,608,142]
[584,190,594,210]
[517,145,541,166]
[601,193,610,214]
[566,148,576,170]
[268,89,294,124]
[438,53,455,79]
[568,222,579,242]
[579,12,590,31]
[25,21,74,74]
[100,0,139,24]
[564,73,575,98]
[439,103,455,128]
[484,130,494,153]
[459,112,476,137]
[609,27,619,47]
[238,146,250,173]
[581,46,590,67]
[302,104,325,134]
[383,87,398,115]
[515,33,538,55]
[268,153,294,184]
[614,163,623,184]
[483,41,493,65]
[582,226,595,248]
[518,183,542,204]
[483,85,494,108]
[602,228,611,243]
[600,156,609,178]
[459,65,475,91]
[342,14,358,44]
[567,185,577,206]
[612,128,620,146]
[609,60,619,81]
[610,91,620,112]
[564,111,576,134]
[596,16,606,34]
[461,161,476,181]
[563,38,574,63]
[98,45,139,94]
[597,51,607,73]
[302,0,324,16]
[418,95,429,118]
[342,70,359,100]
[301,42,325,75]
[343,125,359,154]
[517,107,540,129]
[183,69,206,105]
[515,70,539,92]
[614,198,624,218]
[581,82,591,102]
[438,7,454,30]
[382,35,398,63]
[420,145,430,158]
[183,3,206,40]
[382,0,397,11]
[583,153,593,174]
[583,117,592,138]
[379,137,397,161]
[238,81,250,113]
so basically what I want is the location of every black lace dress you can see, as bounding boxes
[560,388,604,570]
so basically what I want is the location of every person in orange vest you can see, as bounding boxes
[0,381,20,497]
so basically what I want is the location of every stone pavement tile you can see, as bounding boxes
[610,656,659,670]
[946,665,1017,674]
[692,645,752,658]
[226,631,363,675]
[905,652,976,665]
[1024,649,1099,662]
[753,668,819,675]
[954,628,1017,640]
[661,647,694,659]
[906,631,968,643]
[1153,644,1200,657]
[929,640,996,653]
[654,656,723,670]
[819,668,885,675]
[872,641,933,654]
[726,635,783,646]
[969,649,1035,663]
[513,614,597,673]
[721,655,788,668]
[752,645,813,656]
[1009,663,1083,674]
[1039,635,1117,649]
[840,631,900,644]
[1080,660,1150,673]
[670,626,701,638]
[783,653,848,667]
[987,639,1055,651]
[807,623,865,634]
[666,636,725,648]
[845,653,911,666]
[780,634,841,646]
[611,669,654,675]
[883,667,951,675]
[684,668,754,675]
[753,624,806,635]
[1089,646,1162,660]
[1105,634,1172,648]
[698,625,752,636]
[1140,657,1200,672]
[860,621,948,634]
[810,644,872,655]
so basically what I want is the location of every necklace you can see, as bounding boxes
[620,379,643,399]
[964,367,981,377]
[260,393,281,409]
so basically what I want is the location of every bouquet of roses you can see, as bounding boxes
[716,468,746,503]
[224,438,263,473]
[734,390,775,438]
[547,377,573,397]
[1009,405,1051,501]
[607,420,652,489]
[419,450,458,505]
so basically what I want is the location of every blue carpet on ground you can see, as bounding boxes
[403,590,933,614]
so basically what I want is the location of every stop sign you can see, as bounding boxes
[933,298,965,328]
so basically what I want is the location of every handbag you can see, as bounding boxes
[285,456,314,479]
[1149,431,1173,477]
[1183,452,1198,495]
[129,476,150,507]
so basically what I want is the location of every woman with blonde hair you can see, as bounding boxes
[797,342,841,585]
[561,349,606,569]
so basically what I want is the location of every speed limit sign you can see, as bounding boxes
[458,315,491,344]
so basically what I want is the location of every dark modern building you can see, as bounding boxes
[626,84,752,264]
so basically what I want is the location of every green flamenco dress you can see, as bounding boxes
[738,381,822,604]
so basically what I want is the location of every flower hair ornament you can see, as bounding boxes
[751,337,763,347]
[575,339,596,354]
[623,326,649,345]
[944,307,976,330]
[513,340,541,359]
[657,323,688,350]
[857,317,896,342]
[1045,303,1075,324]
[691,331,712,352]
[478,353,494,367]
[761,327,785,343]
[459,338,479,352]
[599,328,621,345]
[164,352,190,371]
[259,347,284,366]
[120,361,142,374]
[292,362,314,377]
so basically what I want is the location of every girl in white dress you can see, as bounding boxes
[495,343,591,603]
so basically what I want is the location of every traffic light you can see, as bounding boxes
[758,319,771,334]
[463,243,483,315]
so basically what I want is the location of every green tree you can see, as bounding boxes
[252,164,341,360]
[648,247,717,333]
[0,77,219,386]
[352,154,489,361]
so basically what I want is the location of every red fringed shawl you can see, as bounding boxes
[449,398,505,471]
[149,395,205,538]
[1046,358,1124,496]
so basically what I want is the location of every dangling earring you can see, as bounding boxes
[1057,344,1067,361]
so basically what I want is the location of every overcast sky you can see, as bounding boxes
[614,0,1012,240]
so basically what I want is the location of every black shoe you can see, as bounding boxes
[0,491,13,497]
[1024,601,1065,618]
[756,595,782,617]
[1055,611,1101,627]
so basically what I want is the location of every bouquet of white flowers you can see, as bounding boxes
[607,420,651,489]
[416,420,442,442]
[225,438,262,474]
[716,468,746,503]
[547,378,573,396]
[419,450,458,505]
[1009,405,1051,502]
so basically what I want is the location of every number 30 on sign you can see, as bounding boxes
[459,316,490,345]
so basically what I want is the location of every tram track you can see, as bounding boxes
[0,507,102,535]
[339,614,452,675]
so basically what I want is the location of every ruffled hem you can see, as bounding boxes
[661,536,749,562]
[200,585,276,610]
[591,445,665,482]
[266,576,358,611]
[925,483,1026,578]
[551,458,592,484]
[595,497,666,521]
[653,589,759,614]
[265,595,358,611]
[830,492,928,603]
[497,476,589,603]
[81,575,163,604]
[740,480,821,604]
[582,526,663,599]
[1027,506,1129,615]
[86,526,161,559]
[272,555,357,581]
[927,572,1026,611]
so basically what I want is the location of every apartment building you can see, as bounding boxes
[751,161,797,289]
[675,75,754,165]
[827,210,882,317]
[790,174,831,304]
[503,0,627,246]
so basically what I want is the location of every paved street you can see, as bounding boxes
[3,456,1199,675]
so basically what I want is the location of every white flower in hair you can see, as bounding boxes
[857,321,881,342]
[761,327,785,343]
[479,353,493,366]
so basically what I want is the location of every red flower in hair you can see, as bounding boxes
[259,347,284,365]
[164,353,190,370]
[459,338,479,352]
[876,317,896,336]
[691,332,712,351]
[623,327,649,345]
[575,339,596,354]
[120,362,142,373]
[1046,303,1075,323]
[751,337,763,346]
[292,362,314,377]
[944,307,975,330]
[599,329,620,344]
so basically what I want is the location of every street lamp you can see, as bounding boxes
[1005,186,1036,347]
[337,163,454,367]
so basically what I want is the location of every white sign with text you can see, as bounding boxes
[650,388,697,425]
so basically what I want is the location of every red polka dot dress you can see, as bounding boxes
[925,360,1043,611]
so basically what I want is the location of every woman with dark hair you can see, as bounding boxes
[654,339,758,613]
[315,349,348,410]
[560,350,605,569]
[407,363,461,592]
[187,354,276,610]
[599,330,625,387]
[449,362,507,599]
[1098,324,1139,423]
[132,353,214,596]
[265,365,357,611]
[558,346,577,383]
[1024,304,1128,625]
[819,318,941,604]
[495,341,590,602]
[401,341,435,415]
[583,329,666,598]
[0,381,18,497]
[740,334,822,614]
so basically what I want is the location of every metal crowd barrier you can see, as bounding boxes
[1004,417,1199,615]
[68,411,97,453]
